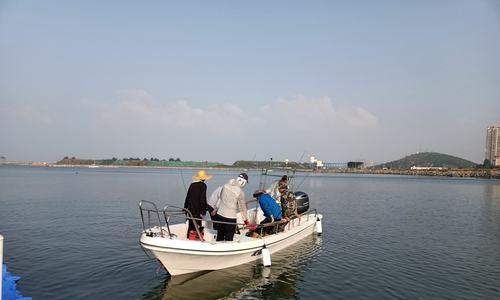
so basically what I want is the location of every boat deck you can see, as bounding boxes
[146,211,315,244]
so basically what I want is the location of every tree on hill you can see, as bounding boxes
[375,152,477,169]
[482,159,492,168]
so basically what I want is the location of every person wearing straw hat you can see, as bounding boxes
[184,170,212,238]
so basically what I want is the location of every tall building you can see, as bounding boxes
[485,125,500,166]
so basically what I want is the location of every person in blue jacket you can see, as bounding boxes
[253,190,282,234]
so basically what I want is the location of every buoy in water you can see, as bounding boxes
[261,266,271,279]
[261,245,271,267]
[315,217,322,234]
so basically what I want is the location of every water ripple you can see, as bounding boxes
[2,167,500,299]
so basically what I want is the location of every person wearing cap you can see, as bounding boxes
[184,170,212,238]
[278,175,288,195]
[214,173,255,241]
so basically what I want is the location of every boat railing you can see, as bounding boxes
[162,205,206,241]
[139,202,207,239]
[140,200,319,241]
[162,204,262,242]
[307,208,319,221]
[253,207,318,235]
[139,200,166,238]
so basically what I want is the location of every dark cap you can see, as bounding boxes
[281,175,288,180]
[238,173,249,182]
[253,190,265,198]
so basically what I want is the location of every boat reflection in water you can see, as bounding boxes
[143,235,323,300]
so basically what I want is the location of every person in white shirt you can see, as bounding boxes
[207,185,223,230]
[214,173,255,241]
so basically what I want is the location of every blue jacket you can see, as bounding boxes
[257,193,282,220]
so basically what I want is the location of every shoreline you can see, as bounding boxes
[319,168,500,180]
[2,163,500,179]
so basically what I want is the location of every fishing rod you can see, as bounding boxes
[256,151,310,192]
[295,171,311,191]
[179,168,188,193]
[293,150,311,191]
[258,154,297,192]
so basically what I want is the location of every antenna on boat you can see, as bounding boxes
[295,151,311,190]
[257,156,273,191]
[258,168,268,191]
[298,150,306,164]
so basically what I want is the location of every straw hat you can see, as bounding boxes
[192,170,212,181]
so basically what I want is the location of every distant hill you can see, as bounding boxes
[375,152,478,169]
[55,157,228,168]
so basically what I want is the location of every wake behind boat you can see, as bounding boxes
[139,171,323,276]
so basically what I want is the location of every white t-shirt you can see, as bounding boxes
[216,179,248,220]
[207,186,223,209]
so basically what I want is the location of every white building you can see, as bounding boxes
[486,125,500,166]
[309,155,324,169]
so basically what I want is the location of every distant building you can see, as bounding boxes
[309,155,323,169]
[324,162,348,169]
[310,155,363,169]
[486,125,500,166]
[347,161,364,169]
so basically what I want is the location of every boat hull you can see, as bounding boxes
[141,213,322,275]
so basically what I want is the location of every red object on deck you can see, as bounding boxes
[188,230,203,240]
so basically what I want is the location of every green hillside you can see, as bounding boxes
[376,152,478,169]
[55,157,228,168]
[232,160,309,169]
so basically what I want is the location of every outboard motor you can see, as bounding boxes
[294,191,310,214]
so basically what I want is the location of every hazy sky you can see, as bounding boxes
[1,1,499,164]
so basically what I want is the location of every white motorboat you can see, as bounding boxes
[139,194,322,276]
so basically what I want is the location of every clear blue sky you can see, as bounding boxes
[1,0,499,164]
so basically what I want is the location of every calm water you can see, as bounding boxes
[1,166,500,300]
